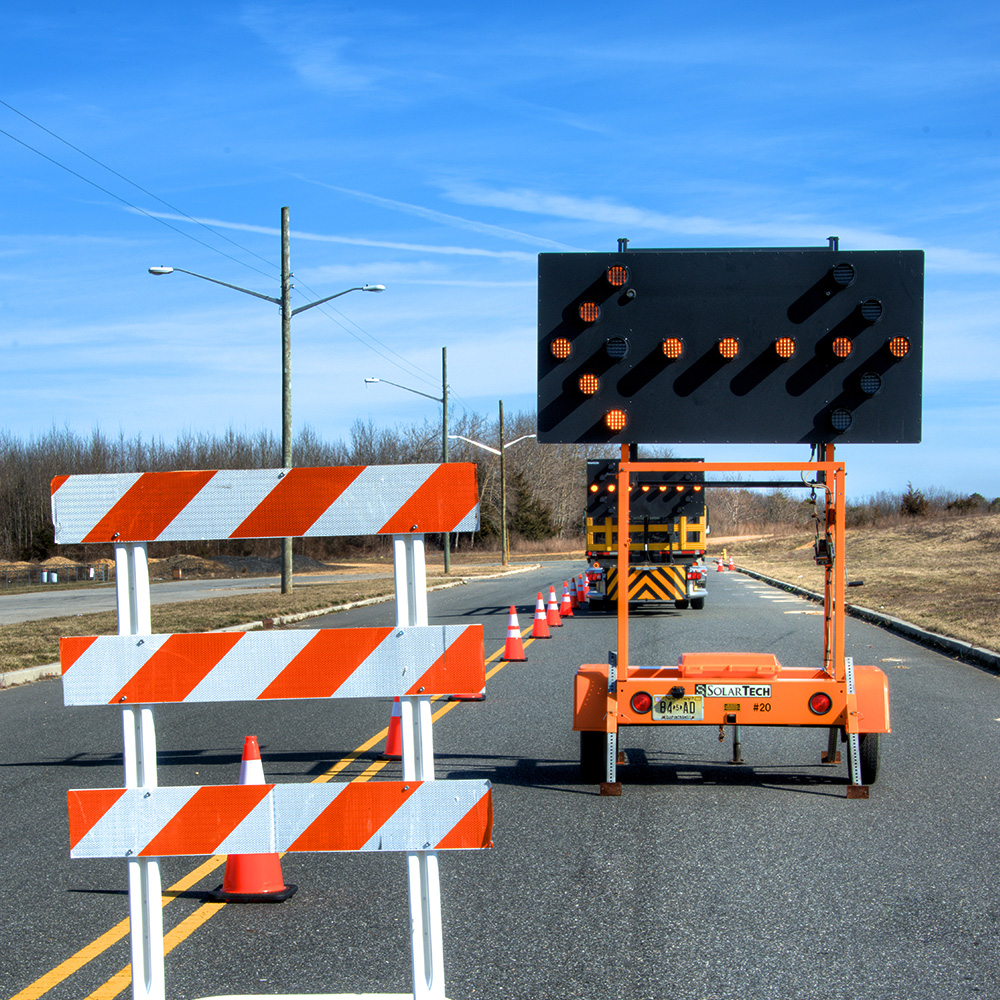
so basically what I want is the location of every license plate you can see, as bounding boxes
[652,695,703,721]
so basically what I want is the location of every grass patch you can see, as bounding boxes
[714,513,1000,651]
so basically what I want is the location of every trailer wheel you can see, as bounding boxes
[691,597,705,610]
[859,732,880,785]
[580,730,606,782]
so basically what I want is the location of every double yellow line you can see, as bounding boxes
[13,629,535,1000]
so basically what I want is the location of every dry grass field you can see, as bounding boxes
[711,513,1000,652]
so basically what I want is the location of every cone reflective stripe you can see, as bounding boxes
[569,576,578,608]
[210,736,296,903]
[531,593,551,639]
[547,586,562,627]
[68,780,494,856]
[381,698,402,759]
[503,606,526,662]
[560,581,573,618]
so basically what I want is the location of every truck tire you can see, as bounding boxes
[674,599,690,610]
[580,730,607,782]
[691,597,705,610]
[859,732,880,785]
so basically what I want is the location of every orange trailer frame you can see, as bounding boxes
[573,445,889,798]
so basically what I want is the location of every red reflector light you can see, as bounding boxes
[606,265,629,287]
[832,337,853,359]
[550,337,572,360]
[717,337,740,360]
[630,692,653,714]
[889,336,911,358]
[662,337,685,360]
[605,409,628,432]
[774,336,796,359]
[578,302,601,323]
[809,692,833,715]
[578,373,600,395]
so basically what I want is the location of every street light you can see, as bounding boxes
[448,402,536,567]
[364,347,451,572]
[149,206,385,594]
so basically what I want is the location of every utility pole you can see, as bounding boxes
[499,399,508,567]
[442,346,451,574]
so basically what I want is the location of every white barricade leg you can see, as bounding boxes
[401,696,445,1000]
[394,534,429,628]
[116,544,166,1000]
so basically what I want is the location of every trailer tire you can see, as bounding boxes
[580,730,607,782]
[859,731,880,785]
[691,597,705,610]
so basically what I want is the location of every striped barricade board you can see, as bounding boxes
[68,781,494,859]
[51,463,480,543]
[61,625,486,705]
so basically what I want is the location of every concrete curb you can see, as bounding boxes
[1,564,544,689]
[737,566,1000,673]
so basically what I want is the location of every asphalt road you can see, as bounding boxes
[3,561,999,1000]
[0,574,391,625]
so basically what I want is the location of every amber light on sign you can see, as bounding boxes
[578,302,601,323]
[604,409,628,432]
[774,337,796,359]
[550,337,572,360]
[889,336,911,358]
[662,337,685,360]
[578,374,600,395]
[606,265,629,287]
[717,337,740,360]
[832,337,853,359]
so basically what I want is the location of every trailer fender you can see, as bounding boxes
[854,663,891,733]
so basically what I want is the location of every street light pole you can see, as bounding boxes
[441,347,450,574]
[281,207,293,591]
[149,205,385,594]
[499,399,508,567]
[363,345,451,573]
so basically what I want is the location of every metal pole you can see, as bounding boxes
[442,347,451,574]
[499,399,508,567]
[280,207,293,594]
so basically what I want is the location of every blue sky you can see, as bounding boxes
[3,1,998,500]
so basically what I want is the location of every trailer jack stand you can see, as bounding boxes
[728,724,744,765]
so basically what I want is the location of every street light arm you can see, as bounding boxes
[447,434,501,456]
[365,377,443,404]
[292,284,385,316]
[505,434,538,449]
[147,266,281,305]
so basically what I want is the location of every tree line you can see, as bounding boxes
[1,422,995,564]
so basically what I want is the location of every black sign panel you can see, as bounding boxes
[538,249,924,444]
[586,458,705,520]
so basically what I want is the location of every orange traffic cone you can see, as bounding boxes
[531,592,551,638]
[503,606,526,661]
[381,698,403,759]
[209,736,296,903]
[717,559,724,572]
[560,581,574,618]
[581,573,590,602]
[729,555,735,571]
[547,586,562,627]
[569,576,579,608]
[578,573,589,605]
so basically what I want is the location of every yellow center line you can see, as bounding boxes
[24,620,539,1000]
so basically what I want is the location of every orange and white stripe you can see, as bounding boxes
[68,780,493,859]
[51,464,479,544]
[60,625,486,706]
